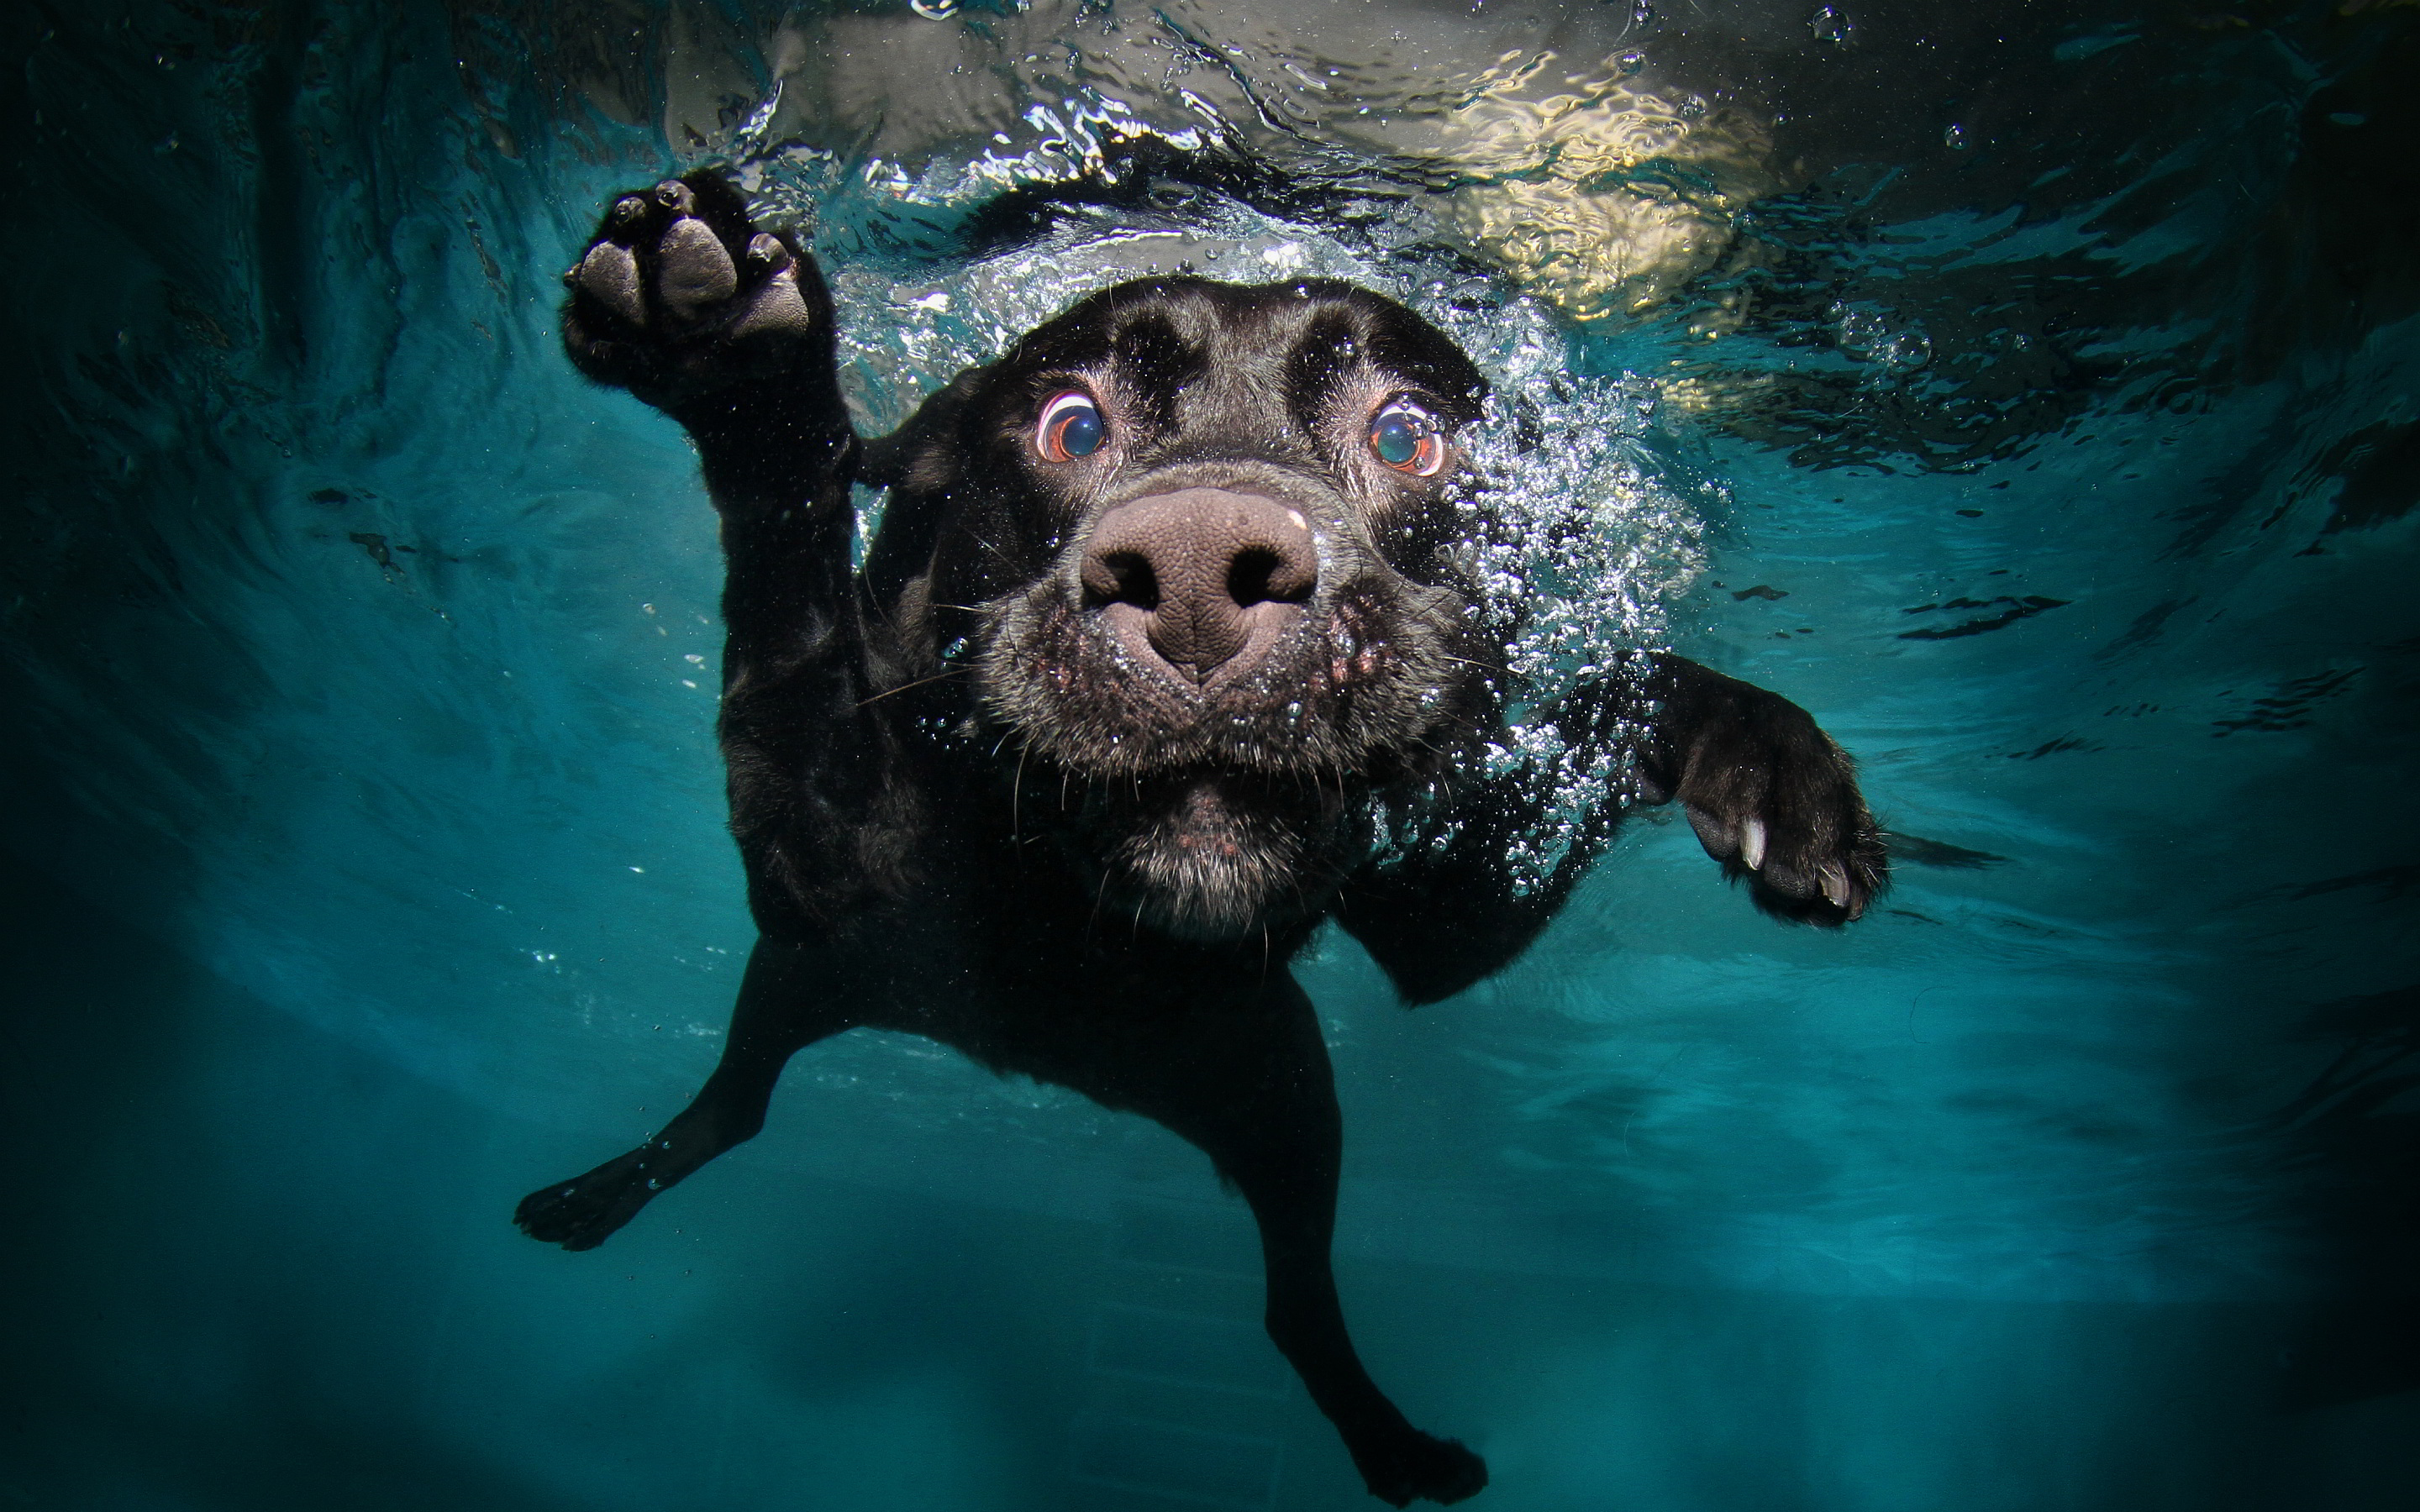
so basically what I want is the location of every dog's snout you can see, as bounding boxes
[1081,488,1316,686]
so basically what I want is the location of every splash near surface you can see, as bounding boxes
[736,97,1723,894]
[3,0,2418,1508]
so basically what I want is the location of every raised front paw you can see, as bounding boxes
[513,1147,662,1252]
[1676,688,1886,925]
[560,171,829,411]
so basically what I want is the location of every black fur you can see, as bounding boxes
[515,171,1887,1507]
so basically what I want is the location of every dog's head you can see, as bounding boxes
[874,277,1500,940]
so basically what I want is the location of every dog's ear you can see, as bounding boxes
[856,430,909,491]
[868,365,993,489]
[860,365,998,607]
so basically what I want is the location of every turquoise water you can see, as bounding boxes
[3,1,2415,1507]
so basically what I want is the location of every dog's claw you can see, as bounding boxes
[653,177,694,213]
[1670,687,1885,925]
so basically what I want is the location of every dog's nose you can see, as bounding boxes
[1081,488,1318,685]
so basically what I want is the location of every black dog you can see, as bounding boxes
[516,171,1886,1506]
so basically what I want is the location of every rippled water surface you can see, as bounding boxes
[4,2,2417,1508]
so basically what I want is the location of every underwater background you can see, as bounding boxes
[3,1,2416,1507]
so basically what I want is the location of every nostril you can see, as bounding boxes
[1081,550,1160,611]
[1227,549,1278,609]
[1227,546,1315,609]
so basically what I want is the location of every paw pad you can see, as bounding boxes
[559,171,829,404]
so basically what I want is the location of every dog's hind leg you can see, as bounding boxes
[514,938,849,1251]
[1160,978,1488,1508]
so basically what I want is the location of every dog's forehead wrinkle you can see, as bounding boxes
[1008,281,1443,445]
[1176,357,1304,443]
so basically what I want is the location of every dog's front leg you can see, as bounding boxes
[561,170,920,927]
[558,167,863,699]
[515,939,850,1250]
[1587,653,1888,922]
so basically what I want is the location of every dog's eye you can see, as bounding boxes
[1369,399,1445,477]
[1035,391,1105,462]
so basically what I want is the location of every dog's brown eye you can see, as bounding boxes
[1035,391,1105,462]
[1369,399,1445,477]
